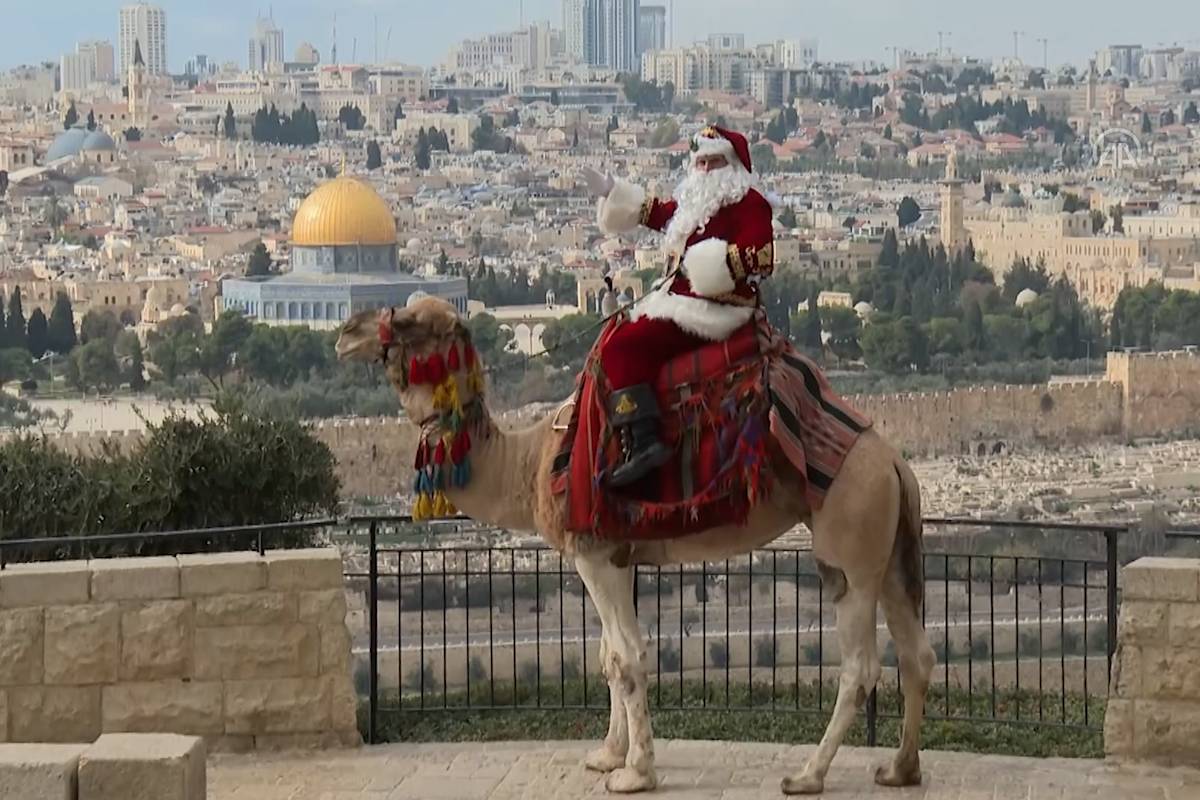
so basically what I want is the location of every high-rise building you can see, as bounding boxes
[294,42,320,65]
[776,39,818,69]
[707,33,745,51]
[563,0,592,63]
[119,4,167,76]
[60,52,95,93]
[596,0,639,71]
[564,0,638,71]
[77,41,115,82]
[637,5,666,56]
[1096,44,1144,79]
[248,16,285,73]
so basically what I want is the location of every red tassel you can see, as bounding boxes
[377,309,394,346]
[426,353,447,385]
[433,439,447,465]
[414,439,428,469]
[409,357,426,385]
[450,436,464,464]
[447,343,461,371]
[464,342,476,368]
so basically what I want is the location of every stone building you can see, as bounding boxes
[938,157,1200,308]
[219,174,466,330]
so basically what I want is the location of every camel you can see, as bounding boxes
[336,296,935,796]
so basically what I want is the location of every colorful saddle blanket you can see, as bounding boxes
[551,314,872,540]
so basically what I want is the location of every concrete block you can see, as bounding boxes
[91,557,180,601]
[0,608,43,684]
[44,603,120,685]
[224,677,330,734]
[0,560,90,607]
[264,548,344,591]
[120,600,194,681]
[0,744,88,800]
[177,552,265,597]
[194,623,318,680]
[194,591,295,627]
[9,686,101,743]
[102,681,223,736]
[1122,557,1200,602]
[298,589,348,626]
[1117,601,1168,645]
[78,733,205,800]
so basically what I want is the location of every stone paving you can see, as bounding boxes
[208,740,1200,799]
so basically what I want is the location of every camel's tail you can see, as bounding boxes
[892,457,925,614]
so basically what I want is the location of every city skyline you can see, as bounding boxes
[4,0,1198,73]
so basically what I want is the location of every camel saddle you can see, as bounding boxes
[550,313,872,540]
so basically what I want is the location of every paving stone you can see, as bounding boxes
[0,744,88,800]
[204,741,1200,800]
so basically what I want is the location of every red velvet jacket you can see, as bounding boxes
[640,188,775,306]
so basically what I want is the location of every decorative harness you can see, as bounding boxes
[377,308,485,521]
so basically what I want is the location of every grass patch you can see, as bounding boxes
[362,677,1104,759]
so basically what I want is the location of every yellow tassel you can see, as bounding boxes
[414,493,433,521]
[446,380,461,413]
[468,367,484,396]
[432,382,450,411]
[432,491,454,517]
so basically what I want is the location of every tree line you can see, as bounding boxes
[250,103,320,146]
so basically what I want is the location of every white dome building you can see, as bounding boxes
[1015,288,1039,308]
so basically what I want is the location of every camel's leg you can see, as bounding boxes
[575,552,657,794]
[782,571,882,796]
[874,569,935,788]
[585,630,630,772]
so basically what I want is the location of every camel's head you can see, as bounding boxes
[336,296,482,423]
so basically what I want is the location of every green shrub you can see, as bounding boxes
[0,398,339,549]
[709,642,729,668]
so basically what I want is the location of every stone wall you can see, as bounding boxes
[1105,557,1200,767]
[9,350,1200,497]
[0,549,359,751]
[849,380,1124,457]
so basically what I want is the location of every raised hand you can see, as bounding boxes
[580,167,615,198]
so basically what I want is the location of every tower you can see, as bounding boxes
[1086,58,1099,113]
[128,39,150,129]
[940,145,965,255]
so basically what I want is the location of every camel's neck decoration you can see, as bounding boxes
[381,314,485,520]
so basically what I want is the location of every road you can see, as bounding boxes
[353,608,1106,655]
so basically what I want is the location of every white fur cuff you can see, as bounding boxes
[683,238,735,296]
[596,179,645,235]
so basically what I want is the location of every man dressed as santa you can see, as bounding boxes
[581,125,775,488]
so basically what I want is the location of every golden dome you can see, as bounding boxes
[291,176,397,247]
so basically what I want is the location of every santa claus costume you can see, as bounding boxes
[592,125,775,487]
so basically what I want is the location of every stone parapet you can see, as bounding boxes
[1106,557,1200,767]
[0,549,359,751]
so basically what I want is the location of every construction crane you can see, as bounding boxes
[1036,37,1049,71]
[1012,30,1026,61]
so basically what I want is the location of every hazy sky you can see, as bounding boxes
[5,0,1198,72]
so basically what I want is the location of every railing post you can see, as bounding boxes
[368,519,379,744]
[866,687,878,747]
[1106,528,1120,682]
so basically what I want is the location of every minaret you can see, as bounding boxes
[940,145,966,255]
[128,39,149,129]
[1086,58,1098,114]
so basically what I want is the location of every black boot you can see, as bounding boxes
[607,384,672,488]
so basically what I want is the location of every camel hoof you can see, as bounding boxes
[605,766,657,793]
[874,760,922,788]
[585,746,627,773]
[781,772,824,795]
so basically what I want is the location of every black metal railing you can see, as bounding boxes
[0,513,1125,752]
[352,516,1123,748]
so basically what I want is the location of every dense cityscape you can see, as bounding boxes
[1,4,1200,799]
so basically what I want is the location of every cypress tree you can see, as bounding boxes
[6,287,26,350]
[47,292,77,354]
[26,308,49,358]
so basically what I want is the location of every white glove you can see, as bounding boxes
[580,167,614,197]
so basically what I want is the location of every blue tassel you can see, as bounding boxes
[412,471,423,493]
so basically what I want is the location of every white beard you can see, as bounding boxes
[662,164,755,256]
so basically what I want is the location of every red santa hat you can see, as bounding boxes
[691,126,752,173]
